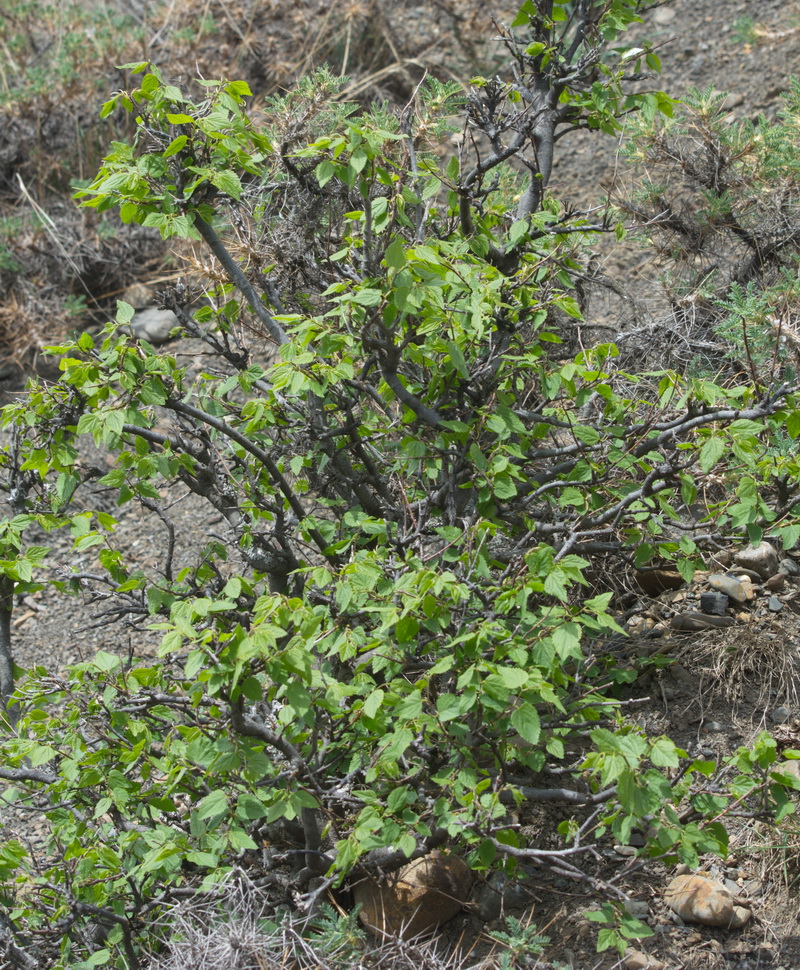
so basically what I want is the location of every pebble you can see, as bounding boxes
[623,949,665,970]
[779,557,800,576]
[624,899,650,918]
[703,721,726,733]
[734,541,779,580]
[766,574,786,592]
[768,596,784,613]
[652,6,676,24]
[771,707,792,724]
[670,664,695,686]
[472,872,528,921]
[776,761,800,783]
[707,573,747,603]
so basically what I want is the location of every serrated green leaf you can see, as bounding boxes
[511,702,541,745]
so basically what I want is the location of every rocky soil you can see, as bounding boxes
[5,1,800,968]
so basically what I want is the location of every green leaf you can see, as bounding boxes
[197,789,228,820]
[384,237,406,270]
[699,435,726,472]
[116,301,135,325]
[363,688,384,719]
[211,169,243,200]
[511,702,541,745]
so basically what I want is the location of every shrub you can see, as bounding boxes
[1,3,800,967]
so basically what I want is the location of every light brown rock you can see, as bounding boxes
[122,282,156,308]
[729,905,752,929]
[665,874,736,927]
[707,573,747,603]
[353,853,472,938]
[623,950,665,970]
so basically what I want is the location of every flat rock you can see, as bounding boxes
[353,853,472,938]
[665,874,743,927]
[707,574,747,603]
[734,542,779,580]
[624,950,665,970]
[670,611,733,632]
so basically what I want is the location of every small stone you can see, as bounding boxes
[700,591,729,615]
[665,874,735,927]
[744,878,764,897]
[729,905,752,929]
[721,92,744,110]
[652,6,676,24]
[779,557,800,576]
[776,760,800,780]
[624,898,650,918]
[771,707,792,724]
[471,872,529,922]
[670,664,695,686]
[128,308,180,344]
[766,573,786,592]
[737,575,756,601]
[707,574,747,603]
[703,721,726,733]
[768,596,784,613]
[671,611,734,632]
[628,614,656,634]
[614,844,637,857]
[734,541,779,580]
[623,949,665,970]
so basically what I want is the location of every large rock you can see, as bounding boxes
[128,307,180,344]
[665,874,751,928]
[734,542,779,580]
[352,852,472,938]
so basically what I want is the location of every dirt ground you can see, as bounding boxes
[5,1,800,968]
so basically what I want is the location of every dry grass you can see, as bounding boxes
[673,620,800,714]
